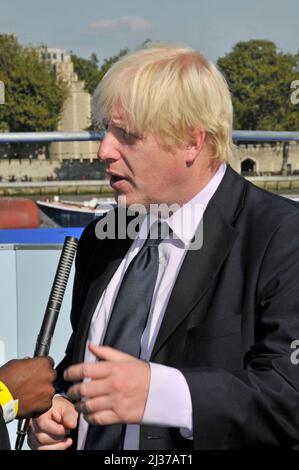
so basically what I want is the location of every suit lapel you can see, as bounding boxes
[74,235,134,362]
[151,201,238,357]
[151,166,247,358]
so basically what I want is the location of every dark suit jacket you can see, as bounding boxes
[56,166,299,449]
[0,408,10,450]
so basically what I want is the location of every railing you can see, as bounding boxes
[0,130,299,143]
[0,131,104,143]
[232,130,299,142]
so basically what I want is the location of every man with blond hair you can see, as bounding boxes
[29,43,299,450]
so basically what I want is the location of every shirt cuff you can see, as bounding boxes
[142,362,193,438]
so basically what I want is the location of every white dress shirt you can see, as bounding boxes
[77,163,227,449]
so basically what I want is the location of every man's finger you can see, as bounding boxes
[36,437,73,451]
[67,378,111,401]
[67,384,82,401]
[31,414,68,436]
[73,395,112,416]
[64,345,138,382]
[60,406,78,429]
[64,360,110,382]
[47,356,55,368]
[88,343,137,362]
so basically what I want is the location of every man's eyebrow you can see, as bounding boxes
[111,118,126,127]
[102,117,126,129]
[105,118,142,139]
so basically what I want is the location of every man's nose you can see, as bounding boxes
[97,131,119,162]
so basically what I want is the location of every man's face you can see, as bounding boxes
[98,111,190,209]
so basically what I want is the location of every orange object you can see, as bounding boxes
[0,198,40,229]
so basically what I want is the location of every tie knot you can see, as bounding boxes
[144,221,170,246]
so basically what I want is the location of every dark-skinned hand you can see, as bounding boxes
[0,356,56,418]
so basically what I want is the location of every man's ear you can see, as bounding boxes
[185,130,206,164]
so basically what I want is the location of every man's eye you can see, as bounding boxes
[118,127,127,137]
[117,127,139,141]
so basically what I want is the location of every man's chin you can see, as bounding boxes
[116,194,149,213]
[116,194,128,207]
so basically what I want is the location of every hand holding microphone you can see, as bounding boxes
[0,356,55,418]
[15,236,78,450]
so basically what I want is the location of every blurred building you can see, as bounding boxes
[0,46,103,181]
[46,48,99,164]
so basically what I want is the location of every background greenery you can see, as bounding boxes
[217,39,299,131]
[0,36,298,132]
[0,35,66,132]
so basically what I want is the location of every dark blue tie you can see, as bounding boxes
[84,221,168,450]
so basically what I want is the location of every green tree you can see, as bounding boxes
[0,35,66,132]
[71,52,101,94]
[97,48,129,84]
[72,48,129,96]
[217,40,299,131]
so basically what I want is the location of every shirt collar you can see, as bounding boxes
[138,163,227,247]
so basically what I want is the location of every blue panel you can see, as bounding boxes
[15,249,73,363]
[1,245,75,449]
[0,250,18,364]
[0,227,84,244]
[0,249,19,448]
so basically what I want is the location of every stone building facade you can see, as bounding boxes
[1,141,299,183]
[49,49,98,163]
[0,47,100,181]
[230,142,299,176]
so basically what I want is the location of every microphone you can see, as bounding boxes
[15,235,78,450]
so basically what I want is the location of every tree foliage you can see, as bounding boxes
[0,35,66,132]
[71,48,129,95]
[97,49,129,84]
[70,52,101,94]
[217,40,299,131]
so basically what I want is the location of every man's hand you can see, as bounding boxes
[0,356,56,418]
[64,344,150,426]
[28,396,78,450]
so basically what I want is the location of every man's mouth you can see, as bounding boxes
[110,175,125,183]
[110,175,127,184]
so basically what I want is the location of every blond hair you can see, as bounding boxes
[92,43,233,162]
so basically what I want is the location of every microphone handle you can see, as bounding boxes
[15,236,78,450]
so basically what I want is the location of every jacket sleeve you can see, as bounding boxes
[181,213,299,449]
[0,407,10,450]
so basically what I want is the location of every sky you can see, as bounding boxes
[0,0,298,65]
